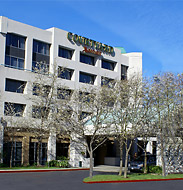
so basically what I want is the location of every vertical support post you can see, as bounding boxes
[47,130,56,161]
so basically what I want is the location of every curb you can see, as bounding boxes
[83,178,183,184]
[0,168,89,173]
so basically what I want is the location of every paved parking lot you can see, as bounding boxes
[0,170,183,190]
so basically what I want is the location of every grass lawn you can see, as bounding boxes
[0,166,64,170]
[83,173,183,182]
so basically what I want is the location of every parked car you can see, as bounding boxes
[129,154,156,171]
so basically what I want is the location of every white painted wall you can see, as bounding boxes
[0,16,142,167]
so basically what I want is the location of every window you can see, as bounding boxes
[4,102,25,117]
[5,78,26,93]
[57,88,72,100]
[33,40,50,55]
[56,143,69,158]
[79,111,91,120]
[32,61,49,73]
[80,53,95,66]
[5,33,25,70]
[79,91,94,103]
[29,142,47,165]
[121,65,128,80]
[6,33,25,50]
[58,67,73,80]
[3,142,22,167]
[79,72,95,85]
[102,59,115,71]
[32,106,49,119]
[58,47,73,59]
[32,40,50,73]
[5,55,24,70]
[32,83,50,97]
[101,77,115,88]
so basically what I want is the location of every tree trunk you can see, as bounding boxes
[124,150,129,178]
[10,141,14,168]
[161,142,166,176]
[144,149,147,174]
[89,151,93,178]
[118,140,124,176]
[37,141,41,166]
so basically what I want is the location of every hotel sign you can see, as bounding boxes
[67,32,114,55]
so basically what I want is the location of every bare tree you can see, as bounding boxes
[3,102,25,167]
[57,85,113,178]
[135,78,155,174]
[174,73,183,130]
[150,73,177,176]
[25,63,59,166]
[112,75,143,178]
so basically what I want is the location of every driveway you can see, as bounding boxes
[0,170,183,190]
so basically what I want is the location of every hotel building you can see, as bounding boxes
[0,16,142,167]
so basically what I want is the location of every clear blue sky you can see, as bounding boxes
[1,0,183,76]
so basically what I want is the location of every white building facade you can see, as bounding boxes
[0,16,142,167]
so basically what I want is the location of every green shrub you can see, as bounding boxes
[0,163,8,168]
[148,165,162,174]
[48,159,69,168]
[56,156,68,160]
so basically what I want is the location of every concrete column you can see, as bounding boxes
[69,134,88,168]
[22,135,30,166]
[156,140,161,166]
[146,140,153,154]
[47,131,56,161]
[25,36,33,71]
[0,33,6,66]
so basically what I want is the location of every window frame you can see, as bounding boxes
[4,102,25,117]
[5,55,24,70]
[101,77,115,88]
[57,88,72,100]
[80,53,95,66]
[58,46,73,60]
[58,67,74,80]
[6,33,26,50]
[79,72,96,85]
[5,78,26,93]
[33,40,50,56]
[121,65,128,80]
[101,59,116,71]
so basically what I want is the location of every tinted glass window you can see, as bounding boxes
[32,61,49,73]
[4,102,25,117]
[5,56,10,66]
[6,33,25,50]
[79,72,95,84]
[32,106,49,119]
[58,67,73,80]
[80,53,94,66]
[29,142,47,165]
[5,55,24,70]
[12,35,18,47]
[121,65,128,80]
[3,142,22,167]
[32,83,50,97]
[59,47,73,59]
[102,60,115,71]
[33,40,50,55]
[79,112,91,120]
[5,78,26,93]
[101,77,115,88]
[57,88,72,100]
